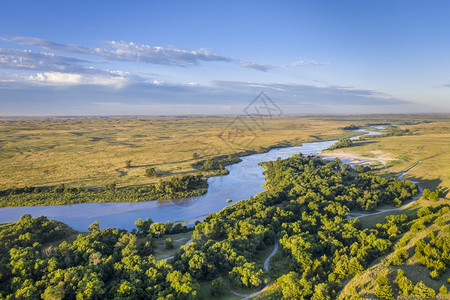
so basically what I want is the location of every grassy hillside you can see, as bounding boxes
[339,202,449,299]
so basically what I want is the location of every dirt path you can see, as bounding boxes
[348,161,423,220]
[229,239,279,299]
[264,239,279,271]
[157,237,194,262]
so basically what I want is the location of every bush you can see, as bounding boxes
[328,138,353,150]
[145,168,158,178]
[375,275,394,300]
[387,248,409,266]
[125,160,132,168]
[396,270,413,296]
[411,281,436,299]
[165,238,173,249]
[210,278,225,296]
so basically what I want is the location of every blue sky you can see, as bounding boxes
[1,0,449,115]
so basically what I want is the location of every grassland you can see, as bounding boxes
[0,115,364,190]
[323,119,450,196]
[2,114,448,191]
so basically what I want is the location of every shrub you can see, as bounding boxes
[125,160,132,168]
[210,278,225,296]
[145,167,158,177]
[411,281,435,299]
[375,275,394,300]
[387,248,409,266]
[396,270,413,296]
[165,238,173,249]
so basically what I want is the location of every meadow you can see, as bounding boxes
[0,115,360,191]
[323,119,450,196]
[1,114,448,194]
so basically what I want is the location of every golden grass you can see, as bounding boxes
[0,116,361,190]
[324,120,450,195]
[1,115,448,196]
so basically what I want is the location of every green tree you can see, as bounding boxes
[145,167,158,177]
[210,278,225,296]
[412,281,436,299]
[88,221,99,232]
[134,218,153,234]
[165,238,174,249]
[374,275,394,300]
[150,222,166,237]
[125,160,132,168]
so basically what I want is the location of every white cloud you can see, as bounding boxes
[238,61,273,72]
[3,36,273,71]
[152,80,164,85]
[24,71,128,88]
[286,59,329,67]
[0,48,87,72]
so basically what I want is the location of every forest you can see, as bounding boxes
[1,154,442,299]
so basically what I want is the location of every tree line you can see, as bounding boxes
[0,174,206,207]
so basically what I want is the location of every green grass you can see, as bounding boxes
[151,231,193,261]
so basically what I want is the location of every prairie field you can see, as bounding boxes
[324,119,450,195]
[0,114,448,194]
[0,116,356,190]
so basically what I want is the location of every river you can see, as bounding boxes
[0,130,380,231]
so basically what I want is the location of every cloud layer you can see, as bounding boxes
[3,36,271,71]
[0,35,426,115]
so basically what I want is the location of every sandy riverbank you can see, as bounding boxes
[320,150,393,167]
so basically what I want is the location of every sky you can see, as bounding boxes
[1,0,450,116]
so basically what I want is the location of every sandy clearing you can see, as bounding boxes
[320,150,393,167]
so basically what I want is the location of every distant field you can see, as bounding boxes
[324,119,450,195]
[0,116,356,190]
[0,115,448,192]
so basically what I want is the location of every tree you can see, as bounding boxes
[150,222,166,237]
[145,167,158,177]
[88,221,99,232]
[210,278,225,296]
[192,153,200,160]
[277,272,313,299]
[134,218,153,234]
[125,160,132,168]
[374,275,394,300]
[412,281,436,299]
[165,238,173,249]
[396,269,413,296]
